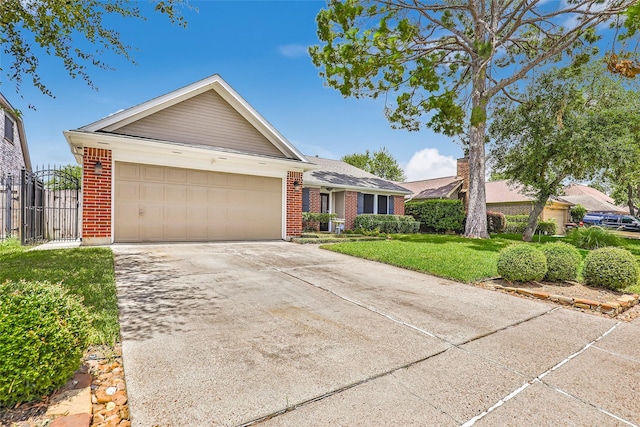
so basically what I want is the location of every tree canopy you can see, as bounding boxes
[0,0,189,99]
[310,0,635,238]
[489,63,640,241]
[342,147,406,181]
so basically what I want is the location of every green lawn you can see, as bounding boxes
[0,239,118,345]
[322,233,640,294]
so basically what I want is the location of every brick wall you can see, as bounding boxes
[82,148,112,245]
[0,111,25,175]
[487,203,533,216]
[286,171,303,237]
[345,191,358,229]
[309,187,321,213]
[394,196,405,215]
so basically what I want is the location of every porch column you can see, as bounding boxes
[286,171,302,238]
[82,147,112,245]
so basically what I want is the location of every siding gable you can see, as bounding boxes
[109,90,286,158]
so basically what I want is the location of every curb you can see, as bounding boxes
[486,282,639,315]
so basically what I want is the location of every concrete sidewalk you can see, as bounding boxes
[113,242,640,427]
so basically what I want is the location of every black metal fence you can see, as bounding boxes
[0,165,80,245]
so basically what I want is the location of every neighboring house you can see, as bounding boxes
[302,156,411,231]
[402,158,571,234]
[560,184,627,214]
[0,93,32,175]
[485,180,572,234]
[403,157,469,206]
[65,74,315,245]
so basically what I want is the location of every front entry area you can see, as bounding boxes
[114,162,282,242]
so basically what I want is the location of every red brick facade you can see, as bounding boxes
[394,196,405,215]
[308,187,321,213]
[82,148,112,244]
[286,171,303,238]
[345,191,358,229]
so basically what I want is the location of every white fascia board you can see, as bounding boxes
[77,74,309,163]
[302,180,411,196]
[65,130,316,178]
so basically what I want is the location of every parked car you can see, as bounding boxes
[581,212,640,232]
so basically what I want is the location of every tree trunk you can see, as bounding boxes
[627,184,634,216]
[522,199,548,242]
[464,62,489,239]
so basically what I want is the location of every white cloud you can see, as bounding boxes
[278,44,309,58]
[404,148,457,181]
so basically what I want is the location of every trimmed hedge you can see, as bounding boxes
[497,244,547,282]
[405,199,465,233]
[302,212,337,232]
[504,215,557,235]
[353,214,420,234]
[583,247,639,290]
[541,242,581,282]
[0,280,90,407]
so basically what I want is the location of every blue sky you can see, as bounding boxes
[1,1,461,181]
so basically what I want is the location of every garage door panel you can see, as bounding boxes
[115,162,282,242]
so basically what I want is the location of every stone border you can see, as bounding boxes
[485,282,639,316]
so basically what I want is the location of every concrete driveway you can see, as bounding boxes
[113,242,640,427]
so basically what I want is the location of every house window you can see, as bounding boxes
[378,195,388,214]
[363,194,375,214]
[4,115,14,143]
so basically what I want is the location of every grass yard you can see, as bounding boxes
[322,233,640,295]
[0,239,118,345]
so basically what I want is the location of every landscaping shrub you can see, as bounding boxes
[566,226,621,250]
[405,200,465,233]
[570,204,587,223]
[302,212,336,232]
[497,244,547,282]
[487,211,506,233]
[0,280,90,407]
[541,242,581,282]
[504,215,556,235]
[353,214,419,234]
[583,247,639,290]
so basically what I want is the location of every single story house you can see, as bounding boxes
[302,156,411,231]
[560,184,628,213]
[0,93,32,175]
[65,74,407,245]
[484,180,572,234]
[403,158,571,234]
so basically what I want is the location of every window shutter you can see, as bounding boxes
[302,188,310,212]
[389,196,394,214]
[357,192,364,215]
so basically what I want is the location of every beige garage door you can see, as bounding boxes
[544,208,566,235]
[115,162,282,242]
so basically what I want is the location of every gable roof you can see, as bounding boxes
[0,93,32,171]
[72,74,308,163]
[486,180,571,206]
[559,195,627,213]
[402,176,463,200]
[303,156,411,194]
[563,184,616,205]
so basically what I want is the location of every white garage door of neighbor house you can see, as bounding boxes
[114,162,282,242]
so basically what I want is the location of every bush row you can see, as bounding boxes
[353,214,420,234]
[497,243,639,290]
[405,200,465,232]
[504,215,557,235]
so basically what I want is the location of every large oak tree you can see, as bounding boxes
[310,0,634,238]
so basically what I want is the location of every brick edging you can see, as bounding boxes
[485,282,639,316]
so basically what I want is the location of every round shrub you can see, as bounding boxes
[0,280,90,407]
[541,242,581,282]
[566,226,621,250]
[497,244,547,282]
[583,247,639,290]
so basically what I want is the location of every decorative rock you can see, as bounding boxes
[516,288,534,296]
[503,287,517,292]
[113,391,128,406]
[106,386,117,396]
[118,420,132,427]
[95,388,112,404]
[532,291,549,300]
[575,298,600,308]
[575,303,590,309]
[50,413,92,427]
[106,401,117,411]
